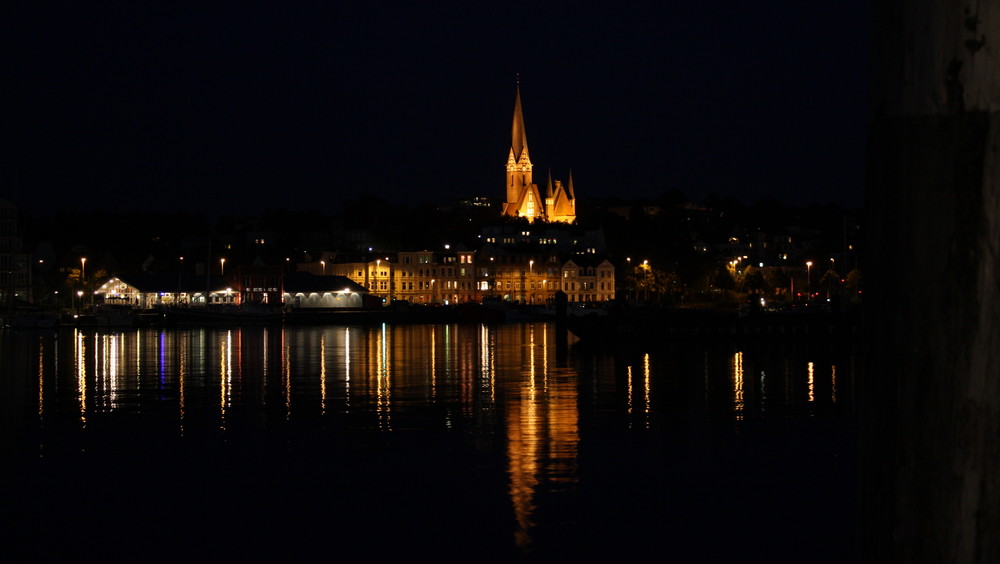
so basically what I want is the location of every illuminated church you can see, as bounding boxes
[502,84,576,223]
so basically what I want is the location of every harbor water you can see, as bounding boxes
[2,322,858,562]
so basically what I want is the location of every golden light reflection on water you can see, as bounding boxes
[505,324,580,550]
[179,332,186,435]
[644,353,651,429]
[626,365,633,422]
[344,327,351,410]
[733,351,745,421]
[37,338,45,418]
[831,364,837,404]
[320,332,327,414]
[9,324,860,558]
[808,361,815,403]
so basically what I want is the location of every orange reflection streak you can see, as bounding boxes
[429,325,436,400]
[320,333,327,415]
[831,364,837,404]
[644,353,651,429]
[37,338,44,418]
[808,361,815,403]
[733,351,744,421]
[281,334,291,418]
[262,327,270,406]
[284,331,291,420]
[626,365,634,425]
[179,332,186,436]
[506,324,580,551]
[541,324,548,378]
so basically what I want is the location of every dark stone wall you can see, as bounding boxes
[863,3,1000,560]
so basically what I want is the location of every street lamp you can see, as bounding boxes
[528,259,534,304]
[220,257,226,276]
[642,259,650,303]
[178,256,184,304]
[80,257,87,305]
[320,260,325,275]
[626,257,632,304]
[806,261,813,299]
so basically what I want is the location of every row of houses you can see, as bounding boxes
[95,250,616,309]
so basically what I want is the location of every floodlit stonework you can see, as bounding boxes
[502,84,576,223]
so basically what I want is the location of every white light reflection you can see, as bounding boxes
[480,325,495,404]
[76,329,86,426]
[220,330,233,429]
[377,323,391,431]
[97,333,121,411]
[344,327,351,410]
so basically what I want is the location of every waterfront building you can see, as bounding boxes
[318,248,614,306]
[281,272,368,309]
[234,264,283,305]
[0,198,31,305]
[95,274,236,308]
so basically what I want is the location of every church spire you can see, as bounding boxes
[511,79,529,163]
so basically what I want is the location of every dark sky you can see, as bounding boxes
[7,2,870,217]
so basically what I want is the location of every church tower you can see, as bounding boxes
[502,82,575,223]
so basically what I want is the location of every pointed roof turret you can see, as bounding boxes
[567,169,576,199]
[511,80,529,163]
[546,169,554,197]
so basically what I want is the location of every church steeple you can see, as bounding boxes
[505,78,534,216]
[511,80,529,164]
[501,80,575,223]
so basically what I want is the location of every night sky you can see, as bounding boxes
[8,3,870,217]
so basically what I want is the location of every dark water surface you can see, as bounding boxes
[2,323,857,562]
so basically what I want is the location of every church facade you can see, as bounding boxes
[501,85,577,223]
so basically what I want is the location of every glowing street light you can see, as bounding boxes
[220,257,226,276]
[806,261,813,298]
[320,260,326,275]
[80,257,87,283]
